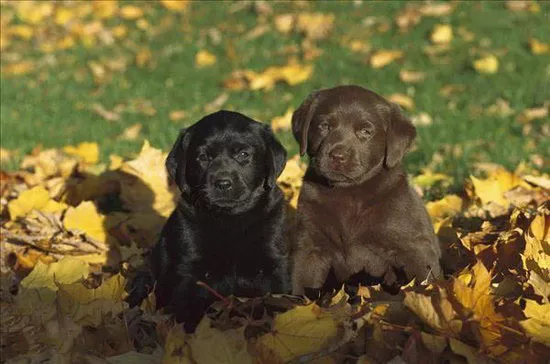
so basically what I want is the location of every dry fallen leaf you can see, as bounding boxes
[387,93,414,110]
[370,50,403,68]
[430,24,453,45]
[271,108,294,132]
[516,105,548,123]
[529,38,549,55]
[159,0,190,12]
[274,14,295,34]
[470,167,529,208]
[195,49,217,68]
[253,303,340,363]
[119,5,144,20]
[63,201,108,243]
[63,142,99,164]
[399,69,426,84]
[520,299,550,346]
[296,13,335,40]
[473,55,499,74]
[119,123,142,141]
[169,110,187,122]
[118,140,178,217]
[8,186,67,220]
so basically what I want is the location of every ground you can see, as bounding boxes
[1,1,548,187]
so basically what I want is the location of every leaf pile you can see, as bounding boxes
[1,141,549,363]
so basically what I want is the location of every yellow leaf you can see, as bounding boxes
[58,274,127,327]
[277,155,306,209]
[452,261,507,354]
[529,38,549,55]
[414,170,453,189]
[8,186,67,220]
[120,5,144,20]
[93,0,118,19]
[15,257,89,322]
[1,61,34,76]
[522,212,550,281]
[430,24,453,45]
[57,35,75,50]
[399,69,426,84]
[404,286,462,335]
[188,318,253,364]
[274,14,295,34]
[229,62,313,91]
[63,201,107,243]
[119,140,178,217]
[296,13,335,40]
[63,142,99,164]
[528,271,550,303]
[169,110,187,122]
[54,7,73,26]
[271,108,294,132]
[112,25,128,39]
[119,123,142,141]
[254,304,340,363]
[516,106,549,123]
[425,194,463,222]
[136,48,152,68]
[8,25,34,40]
[370,50,403,68]
[386,93,415,110]
[16,2,53,24]
[520,300,550,345]
[20,257,89,291]
[20,148,78,180]
[160,0,190,12]
[195,50,217,68]
[473,55,499,74]
[470,167,529,207]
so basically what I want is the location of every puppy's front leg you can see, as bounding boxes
[291,248,331,297]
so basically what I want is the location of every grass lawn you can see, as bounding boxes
[1,1,549,188]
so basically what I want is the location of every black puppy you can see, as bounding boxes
[129,110,289,332]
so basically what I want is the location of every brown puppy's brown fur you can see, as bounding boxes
[291,85,441,295]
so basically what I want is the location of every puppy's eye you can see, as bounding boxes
[319,121,330,131]
[235,150,250,161]
[357,127,372,138]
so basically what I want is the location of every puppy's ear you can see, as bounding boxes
[263,126,287,189]
[166,128,192,192]
[384,103,416,168]
[292,90,322,156]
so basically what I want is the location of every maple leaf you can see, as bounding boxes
[63,201,109,244]
[63,142,99,164]
[253,303,341,363]
[520,300,550,346]
[118,140,178,218]
[57,274,127,327]
[8,186,67,220]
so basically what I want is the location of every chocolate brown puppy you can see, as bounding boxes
[291,85,441,296]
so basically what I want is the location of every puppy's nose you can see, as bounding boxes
[214,179,233,191]
[329,149,347,163]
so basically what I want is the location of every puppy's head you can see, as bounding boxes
[166,110,286,214]
[292,85,416,186]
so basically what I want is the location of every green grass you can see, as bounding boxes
[1,1,549,187]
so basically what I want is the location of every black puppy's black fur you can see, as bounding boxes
[129,111,290,332]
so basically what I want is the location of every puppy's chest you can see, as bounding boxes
[306,192,381,245]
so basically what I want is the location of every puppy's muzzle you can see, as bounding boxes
[214,178,233,191]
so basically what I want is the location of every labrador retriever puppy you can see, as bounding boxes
[290,85,441,297]
[136,110,289,332]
